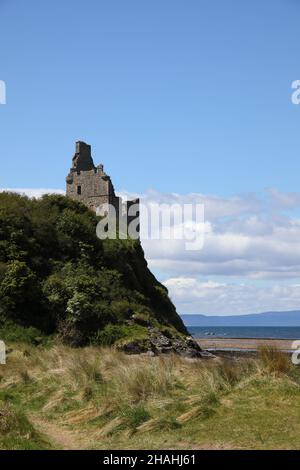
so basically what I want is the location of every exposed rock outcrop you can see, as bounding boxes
[119,326,214,359]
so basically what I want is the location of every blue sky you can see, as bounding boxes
[1,0,300,195]
[1,0,300,315]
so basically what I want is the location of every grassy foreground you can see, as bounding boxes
[0,343,300,450]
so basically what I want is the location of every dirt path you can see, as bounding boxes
[30,414,86,450]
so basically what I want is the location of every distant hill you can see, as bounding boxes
[181,311,300,327]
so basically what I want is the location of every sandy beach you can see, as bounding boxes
[197,337,295,352]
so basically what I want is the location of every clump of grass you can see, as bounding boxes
[199,391,220,419]
[82,385,94,401]
[0,400,50,450]
[213,358,256,389]
[0,402,19,434]
[67,351,104,389]
[188,357,256,399]
[258,345,291,375]
[18,369,31,384]
[111,358,176,405]
[121,405,151,430]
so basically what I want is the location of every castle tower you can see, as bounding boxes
[66,141,120,212]
[66,141,140,236]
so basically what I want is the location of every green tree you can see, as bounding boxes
[0,260,41,326]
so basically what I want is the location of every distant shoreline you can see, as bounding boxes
[196,337,296,355]
[195,336,298,341]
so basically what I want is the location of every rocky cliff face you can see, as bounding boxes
[0,192,204,357]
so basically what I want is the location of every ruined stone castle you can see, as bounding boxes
[66,141,139,229]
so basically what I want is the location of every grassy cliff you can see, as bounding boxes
[0,192,188,349]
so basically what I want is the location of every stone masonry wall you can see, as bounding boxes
[66,142,138,231]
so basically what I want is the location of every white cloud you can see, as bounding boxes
[0,188,65,198]
[135,190,300,280]
[164,277,300,315]
[119,188,262,221]
[135,189,300,313]
[268,187,300,210]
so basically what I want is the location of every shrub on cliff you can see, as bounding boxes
[0,192,187,345]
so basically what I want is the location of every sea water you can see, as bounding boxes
[188,326,300,340]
